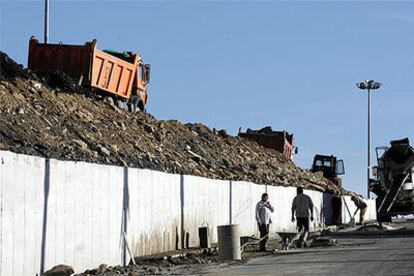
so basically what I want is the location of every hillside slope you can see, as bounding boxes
[0,51,342,193]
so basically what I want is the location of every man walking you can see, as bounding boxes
[256,193,274,252]
[291,187,314,248]
[351,195,368,224]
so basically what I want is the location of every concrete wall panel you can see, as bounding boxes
[0,150,378,276]
[0,152,45,276]
[304,189,325,231]
[231,181,265,237]
[264,185,297,233]
[127,169,181,257]
[342,196,377,224]
[265,187,325,233]
[365,199,377,222]
[183,175,230,247]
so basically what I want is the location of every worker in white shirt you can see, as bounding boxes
[256,193,274,252]
[291,187,314,248]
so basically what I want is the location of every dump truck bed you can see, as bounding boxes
[28,37,140,99]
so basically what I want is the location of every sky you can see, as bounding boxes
[1,0,413,196]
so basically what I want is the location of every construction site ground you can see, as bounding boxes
[70,221,414,275]
[201,220,414,276]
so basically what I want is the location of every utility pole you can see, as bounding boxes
[44,0,49,43]
[356,80,382,199]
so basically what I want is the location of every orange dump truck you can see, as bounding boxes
[28,36,150,111]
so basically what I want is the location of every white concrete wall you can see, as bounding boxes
[265,186,297,233]
[264,186,326,234]
[231,181,266,237]
[0,151,126,276]
[0,151,45,276]
[365,199,377,222]
[342,196,377,224]
[183,175,230,247]
[304,189,325,231]
[127,169,181,256]
[0,150,376,276]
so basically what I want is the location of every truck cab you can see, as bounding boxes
[311,154,345,185]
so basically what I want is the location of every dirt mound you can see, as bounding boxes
[0,51,343,193]
[0,51,30,81]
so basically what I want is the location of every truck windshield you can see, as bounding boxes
[316,160,332,167]
[139,64,144,82]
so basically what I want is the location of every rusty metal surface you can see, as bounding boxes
[238,128,294,160]
[28,36,93,84]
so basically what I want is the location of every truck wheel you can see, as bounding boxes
[128,98,137,113]
[378,214,392,223]
[116,99,128,111]
[137,100,146,113]
[130,96,145,113]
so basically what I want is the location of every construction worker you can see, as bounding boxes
[291,187,314,248]
[351,195,368,224]
[256,193,274,252]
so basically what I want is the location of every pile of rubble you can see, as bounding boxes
[0,51,344,193]
[44,251,217,275]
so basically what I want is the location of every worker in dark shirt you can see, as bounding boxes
[292,187,314,247]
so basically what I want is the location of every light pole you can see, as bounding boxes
[44,0,49,43]
[356,80,382,199]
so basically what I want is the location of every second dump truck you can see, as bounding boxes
[28,36,150,112]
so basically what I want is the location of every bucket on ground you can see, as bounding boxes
[199,222,211,249]
[217,224,241,261]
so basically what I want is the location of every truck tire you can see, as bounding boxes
[129,96,145,113]
[138,100,146,113]
[116,99,128,111]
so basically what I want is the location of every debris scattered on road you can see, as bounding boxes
[356,223,405,232]
[74,252,218,275]
[43,264,74,276]
[309,237,339,247]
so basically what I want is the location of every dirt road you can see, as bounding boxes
[203,221,414,275]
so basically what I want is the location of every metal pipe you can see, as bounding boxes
[44,0,49,43]
[367,89,371,199]
[217,225,241,260]
[356,80,381,199]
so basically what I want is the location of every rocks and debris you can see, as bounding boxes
[76,238,285,276]
[320,225,338,235]
[309,237,339,247]
[356,223,405,232]
[74,252,218,275]
[0,51,350,193]
[43,264,74,276]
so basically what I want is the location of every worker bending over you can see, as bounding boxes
[351,195,368,224]
[291,187,314,248]
[256,193,274,252]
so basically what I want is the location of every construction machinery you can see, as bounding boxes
[371,138,414,221]
[28,36,150,112]
[238,127,296,160]
[311,154,345,186]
